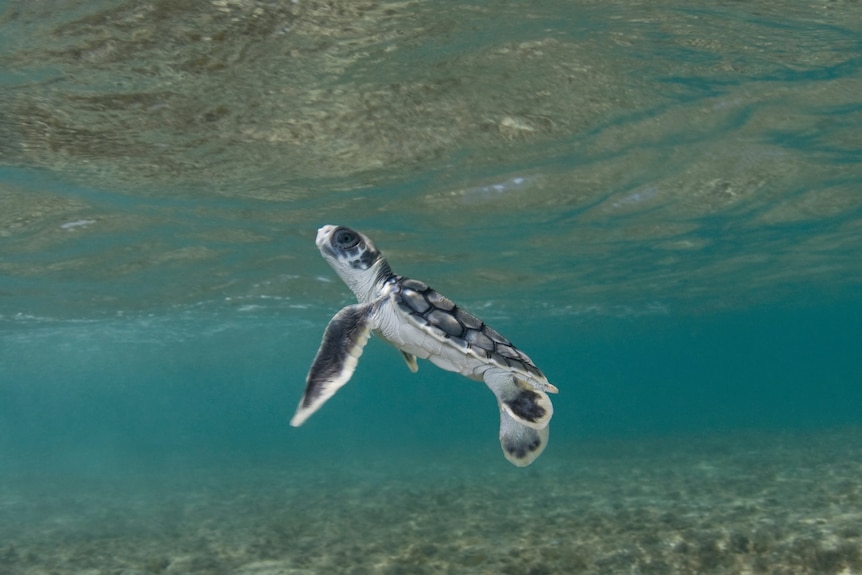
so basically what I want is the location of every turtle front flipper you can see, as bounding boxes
[498,408,549,467]
[290,303,375,427]
[482,367,553,431]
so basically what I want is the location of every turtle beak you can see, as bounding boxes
[316,225,340,259]
[316,225,336,248]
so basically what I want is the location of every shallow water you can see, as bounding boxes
[2,0,862,573]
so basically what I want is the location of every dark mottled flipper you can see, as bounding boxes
[483,368,553,431]
[498,408,549,467]
[290,303,374,427]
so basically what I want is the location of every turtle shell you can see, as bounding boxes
[393,277,545,381]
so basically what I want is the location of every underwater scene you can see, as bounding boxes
[2,0,862,573]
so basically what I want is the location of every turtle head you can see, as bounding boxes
[316,225,393,302]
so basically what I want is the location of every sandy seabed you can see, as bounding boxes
[2,428,861,575]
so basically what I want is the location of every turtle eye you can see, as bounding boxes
[333,228,360,249]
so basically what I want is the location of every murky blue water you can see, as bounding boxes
[2,1,862,573]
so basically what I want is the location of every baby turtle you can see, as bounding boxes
[290,225,558,466]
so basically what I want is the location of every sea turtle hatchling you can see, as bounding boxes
[290,225,559,466]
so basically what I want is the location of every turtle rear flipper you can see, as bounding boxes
[290,303,374,427]
[499,408,549,467]
[483,368,553,430]
[400,351,419,373]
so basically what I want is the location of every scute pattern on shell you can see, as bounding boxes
[394,277,545,379]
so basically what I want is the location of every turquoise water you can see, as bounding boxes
[2,1,862,573]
